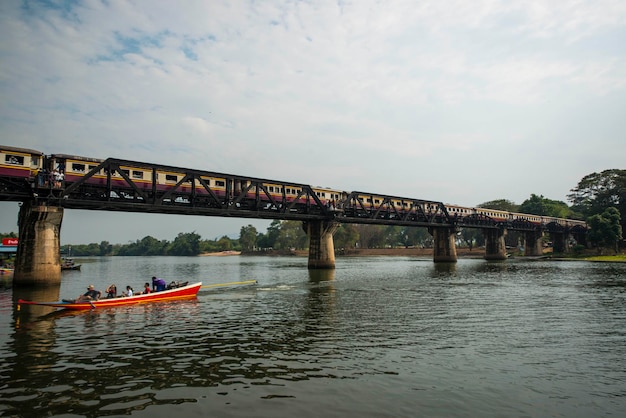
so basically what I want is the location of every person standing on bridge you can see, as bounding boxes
[152,276,167,292]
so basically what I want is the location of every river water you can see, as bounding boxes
[0,255,625,418]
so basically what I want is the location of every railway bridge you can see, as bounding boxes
[0,154,587,286]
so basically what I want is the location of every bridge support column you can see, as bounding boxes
[304,220,339,269]
[524,230,543,256]
[14,202,63,287]
[483,228,507,260]
[550,232,569,254]
[429,227,457,263]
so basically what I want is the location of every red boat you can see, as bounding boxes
[18,282,202,310]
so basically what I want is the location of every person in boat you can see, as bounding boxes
[123,286,134,297]
[152,276,167,292]
[142,283,151,294]
[105,284,117,298]
[76,285,101,302]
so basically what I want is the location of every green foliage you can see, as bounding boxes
[167,232,201,256]
[239,225,258,251]
[478,199,518,212]
[568,169,626,230]
[518,194,574,218]
[117,236,169,256]
[587,207,622,253]
[274,221,307,250]
[333,223,359,249]
[257,220,281,249]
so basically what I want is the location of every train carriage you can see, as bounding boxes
[0,145,589,230]
[0,146,44,180]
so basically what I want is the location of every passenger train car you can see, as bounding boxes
[0,145,44,179]
[0,147,344,209]
[445,203,587,228]
[0,145,587,228]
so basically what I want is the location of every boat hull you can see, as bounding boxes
[18,282,202,310]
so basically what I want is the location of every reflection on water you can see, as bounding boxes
[0,256,625,417]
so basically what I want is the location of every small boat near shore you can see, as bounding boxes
[61,258,81,271]
[18,281,202,310]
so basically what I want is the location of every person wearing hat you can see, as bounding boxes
[76,284,101,302]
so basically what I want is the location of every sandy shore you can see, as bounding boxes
[200,251,242,256]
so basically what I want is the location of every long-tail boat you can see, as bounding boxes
[18,282,202,310]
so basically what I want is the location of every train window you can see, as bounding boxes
[268,186,274,193]
[121,169,130,177]
[215,180,225,187]
[166,174,177,182]
[31,156,40,166]
[5,154,24,165]
[72,163,86,172]
[374,199,380,204]
[132,171,143,179]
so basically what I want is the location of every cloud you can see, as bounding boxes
[1,0,625,243]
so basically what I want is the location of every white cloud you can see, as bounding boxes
[1,0,625,243]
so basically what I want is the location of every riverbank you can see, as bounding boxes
[242,248,488,258]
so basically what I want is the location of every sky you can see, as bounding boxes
[1,0,625,245]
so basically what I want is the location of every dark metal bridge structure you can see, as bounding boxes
[0,157,585,236]
[2,156,589,285]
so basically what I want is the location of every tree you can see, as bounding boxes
[274,221,307,250]
[396,226,430,248]
[459,228,483,250]
[587,207,622,253]
[334,223,359,249]
[99,240,112,256]
[519,194,573,218]
[257,220,281,249]
[356,224,386,248]
[478,199,518,211]
[239,225,258,251]
[167,232,201,256]
[568,169,626,232]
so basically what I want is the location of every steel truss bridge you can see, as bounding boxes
[0,157,585,235]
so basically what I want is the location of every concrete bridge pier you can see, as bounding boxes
[14,202,64,287]
[524,230,544,256]
[483,228,507,260]
[429,227,458,263]
[304,220,339,269]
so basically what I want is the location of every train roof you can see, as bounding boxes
[50,153,104,163]
[0,145,44,156]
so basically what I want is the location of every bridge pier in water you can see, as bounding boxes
[14,202,63,287]
[429,227,458,263]
[483,228,507,260]
[304,220,339,269]
[524,230,544,256]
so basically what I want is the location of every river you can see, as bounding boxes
[1,255,625,417]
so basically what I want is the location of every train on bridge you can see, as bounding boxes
[1,145,587,230]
